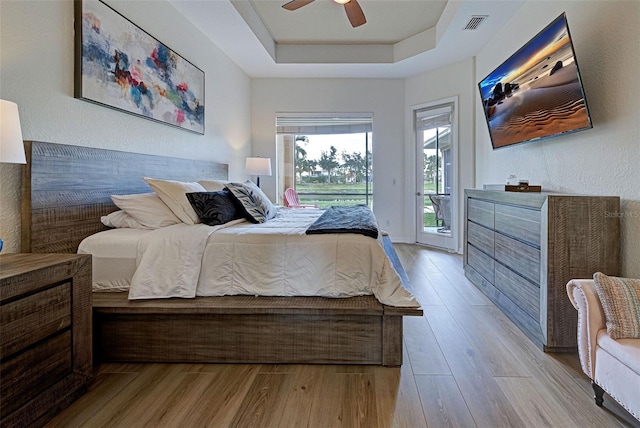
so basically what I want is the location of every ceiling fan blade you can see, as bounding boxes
[344,0,366,27]
[282,0,315,11]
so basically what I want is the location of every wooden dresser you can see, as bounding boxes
[463,190,620,352]
[0,253,92,428]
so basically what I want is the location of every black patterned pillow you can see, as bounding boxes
[186,190,242,226]
[225,181,276,223]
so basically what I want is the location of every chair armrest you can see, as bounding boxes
[566,279,606,379]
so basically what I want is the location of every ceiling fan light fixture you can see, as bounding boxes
[283,0,364,28]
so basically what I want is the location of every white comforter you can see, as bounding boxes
[129,208,419,307]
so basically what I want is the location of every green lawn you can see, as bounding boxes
[293,182,440,227]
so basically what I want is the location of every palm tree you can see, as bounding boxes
[318,146,339,183]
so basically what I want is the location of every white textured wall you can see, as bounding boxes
[475,1,640,276]
[405,58,476,252]
[251,79,408,240]
[0,0,251,253]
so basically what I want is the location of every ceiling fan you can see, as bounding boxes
[282,0,367,28]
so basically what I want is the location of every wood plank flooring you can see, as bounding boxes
[46,244,639,427]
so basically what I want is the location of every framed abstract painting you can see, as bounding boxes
[74,0,205,134]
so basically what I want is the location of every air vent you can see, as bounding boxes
[463,15,488,30]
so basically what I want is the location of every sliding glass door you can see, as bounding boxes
[276,114,373,208]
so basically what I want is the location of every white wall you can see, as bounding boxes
[475,1,640,277]
[2,0,637,275]
[251,78,408,239]
[0,0,252,252]
[405,57,476,252]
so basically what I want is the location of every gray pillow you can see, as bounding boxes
[186,190,242,226]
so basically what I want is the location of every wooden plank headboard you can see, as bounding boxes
[21,141,228,253]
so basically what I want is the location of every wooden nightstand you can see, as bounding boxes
[0,253,92,428]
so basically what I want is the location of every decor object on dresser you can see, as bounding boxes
[245,157,272,187]
[74,0,205,134]
[0,253,92,428]
[0,100,26,252]
[566,276,640,422]
[463,189,620,352]
[505,184,542,192]
[284,187,318,208]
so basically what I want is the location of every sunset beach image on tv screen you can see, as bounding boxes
[478,13,592,149]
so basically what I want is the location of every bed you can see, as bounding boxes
[21,141,422,366]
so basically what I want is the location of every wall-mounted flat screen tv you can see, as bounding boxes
[478,13,592,149]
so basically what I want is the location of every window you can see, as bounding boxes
[276,114,373,208]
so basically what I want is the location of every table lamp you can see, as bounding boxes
[245,157,272,187]
[0,100,27,252]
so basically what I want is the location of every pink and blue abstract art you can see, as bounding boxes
[75,0,205,134]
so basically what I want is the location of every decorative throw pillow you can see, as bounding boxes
[111,193,181,229]
[143,177,207,224]
[198,179,228,192]
[101,210,149,229]
[224,181,276,223]
[186,190,242,226]
[593,272,640,339]
[242,180,277,220]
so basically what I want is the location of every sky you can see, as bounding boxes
[299,133,370,161]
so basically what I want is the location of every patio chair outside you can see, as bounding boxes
[428,193,451,233]
[284,188,318,208]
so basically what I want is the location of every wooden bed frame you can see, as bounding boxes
[21,141,422,366]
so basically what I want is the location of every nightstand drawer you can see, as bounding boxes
[0,253,92,428]
[1,330,73,418]
[1,282,71,357]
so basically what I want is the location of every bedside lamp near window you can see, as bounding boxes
[245,157,272,188]
[0,100,27,252]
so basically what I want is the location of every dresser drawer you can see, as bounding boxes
[495,263,540,319]
[468,198,494,229]
[1,330,72,418]
[495,204,541,246]
[1,282,71,357]
[495,233,540,284]
[467,221,494,257]
[467,244,495,284]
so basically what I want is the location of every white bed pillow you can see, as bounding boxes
[144,177,207,224]
[101,210,149,229]
[111,192,181,229]
[198,179,228,192]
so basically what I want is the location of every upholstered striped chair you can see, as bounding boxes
[567,278,640,422]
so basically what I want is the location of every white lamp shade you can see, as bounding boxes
[0,100,26,164]
[245,157,272,176]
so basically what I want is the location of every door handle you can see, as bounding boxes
[416,192,422,196]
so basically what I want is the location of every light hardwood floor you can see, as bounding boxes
[46,244,639,427]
